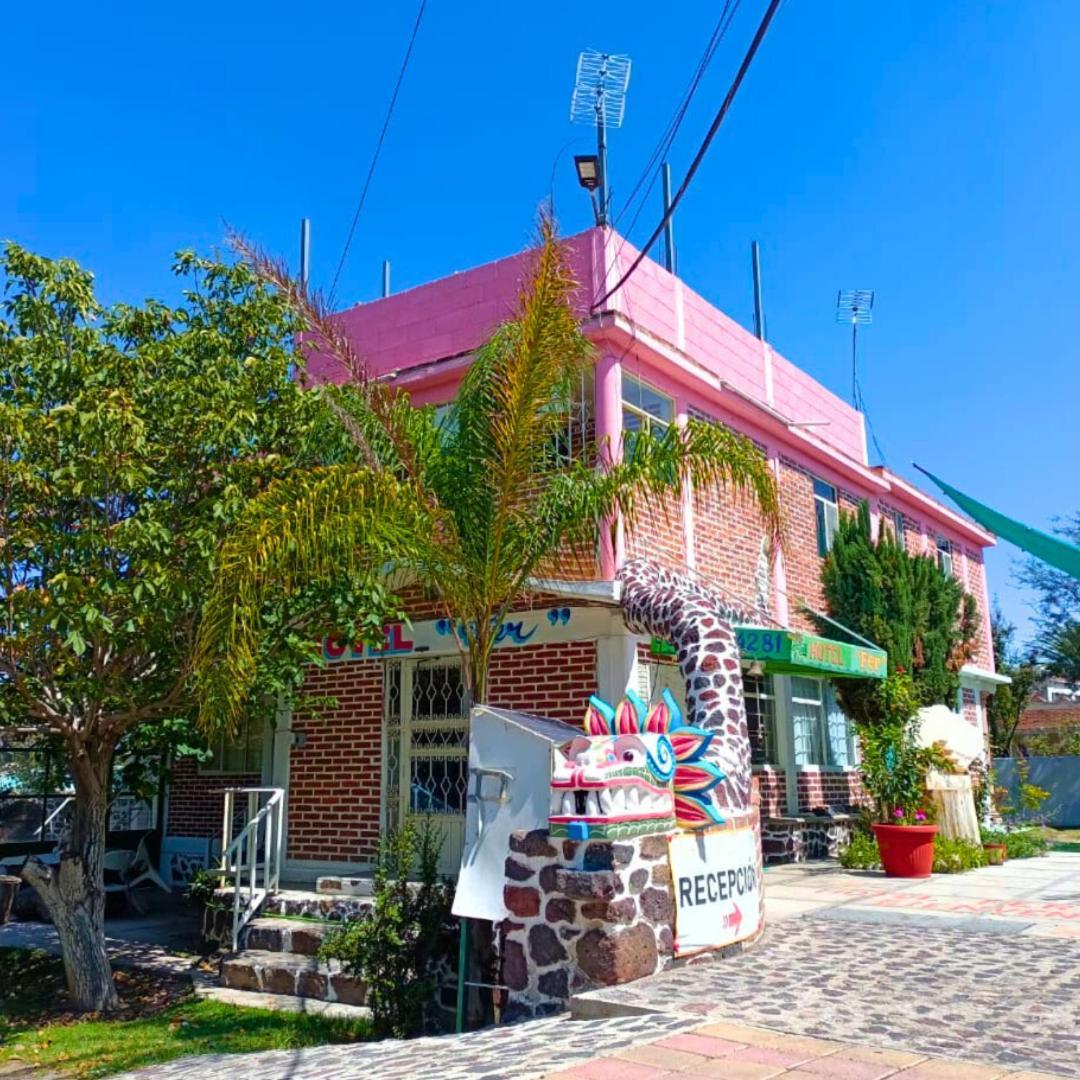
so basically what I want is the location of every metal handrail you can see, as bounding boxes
[220,787,285,952]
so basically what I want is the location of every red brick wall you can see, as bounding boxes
[286,639,598,865]
[624,492,685,573]
[487,640,597,723]
[755,767,786,817]
[777,458,829,634]
[692,482,768,604]
[796,769,867,813]
[166,758,261,839]
[287,659,385,863]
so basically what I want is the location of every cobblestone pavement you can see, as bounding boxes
[575,916,1080,1077]
[112,1012,700,1080]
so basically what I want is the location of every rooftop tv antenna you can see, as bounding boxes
[836,289,874,407]
[569,49,631,227]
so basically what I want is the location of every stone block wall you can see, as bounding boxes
[499,829,675,1019]
[762,814,854,864]
[498,782,764,1018]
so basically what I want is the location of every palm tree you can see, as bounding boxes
[195,216,782,729]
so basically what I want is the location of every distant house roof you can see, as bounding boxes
[1017,702,1080,733]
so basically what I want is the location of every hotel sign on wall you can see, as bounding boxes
[668,827,762,956]
[321,606,611,663]
[651,628,886,680]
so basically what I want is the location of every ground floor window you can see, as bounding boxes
[200,715,264,776]
[790,677,855,768]
[744,674,778,766]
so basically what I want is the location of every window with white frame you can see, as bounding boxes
[813,478,839,557]
[622,374,673,442]
[744,673,778,766]
[200,717,264,775]
[790,677,854,768]
[936,536,953,577]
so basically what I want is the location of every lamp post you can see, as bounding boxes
[569,50,631,227]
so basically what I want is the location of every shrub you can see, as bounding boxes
[854,674,937,823]
[320,818,456,1039]
[980,825,1049,860]
[838,829,880,870]
[932,837,988,874]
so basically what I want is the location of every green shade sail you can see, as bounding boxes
[915,464,1080,581]
[649,628,887,680]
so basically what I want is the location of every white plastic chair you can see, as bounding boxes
[125,835,171,912]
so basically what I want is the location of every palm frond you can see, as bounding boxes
[194,465,436,732]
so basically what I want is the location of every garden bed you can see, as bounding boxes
[0,947,371,1078]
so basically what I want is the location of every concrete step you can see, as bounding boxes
[242,916,332,956]
[221,949,368,1006]
[257,888,376,921]
[197,982,371,1021]
[316,875,372,896]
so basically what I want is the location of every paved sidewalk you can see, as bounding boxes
[761,851,1080,937]
[543,1019,1070,1080]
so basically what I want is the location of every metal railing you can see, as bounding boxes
[220,787,284,952]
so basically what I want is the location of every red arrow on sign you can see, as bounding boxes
[722,902,743,934]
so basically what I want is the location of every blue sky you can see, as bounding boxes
[6,1,1076,647]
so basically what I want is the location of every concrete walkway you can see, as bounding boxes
[760,850,1080,937]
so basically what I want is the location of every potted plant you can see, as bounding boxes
[855,674,940,878]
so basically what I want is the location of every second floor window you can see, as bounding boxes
[201,717,264,776]
[814,478,839,557]
[622,374,673,443]
[937,536,953,577]
[892,510,907,548]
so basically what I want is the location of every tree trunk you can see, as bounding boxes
[22,742,118,1012]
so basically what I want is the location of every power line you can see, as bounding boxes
[613,1,742,239]
[328,0,428,306]
[592,0,783,312]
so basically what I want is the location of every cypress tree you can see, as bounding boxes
[818,501,979,726]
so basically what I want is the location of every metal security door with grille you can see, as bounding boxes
[383,658,470,876]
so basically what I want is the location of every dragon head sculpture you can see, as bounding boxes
[549,688,726,841]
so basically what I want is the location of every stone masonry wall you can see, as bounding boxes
[762,815,854,865]
[499,829,675,1020]
[498,782,764,1018]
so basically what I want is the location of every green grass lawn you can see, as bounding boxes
[0,948,371,1078]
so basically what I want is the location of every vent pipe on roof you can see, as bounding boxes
[751,240,766,341]
[382,260,391,298]
[299,218,311,288]
[661,162,676,274]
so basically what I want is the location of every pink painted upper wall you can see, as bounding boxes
[310,226,864,465]
[311,225,995,588]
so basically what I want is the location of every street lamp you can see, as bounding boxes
[574,155,600,191]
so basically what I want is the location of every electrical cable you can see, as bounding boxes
[328,0,428,306]
[592,0,783,312]
[613,1,741,241]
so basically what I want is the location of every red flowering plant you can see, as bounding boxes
[854,674,937,825]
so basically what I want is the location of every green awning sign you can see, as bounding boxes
[649,628,887,680]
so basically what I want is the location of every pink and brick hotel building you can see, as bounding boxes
[161,227,1003,879]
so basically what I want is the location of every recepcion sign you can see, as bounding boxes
[668,827,762,957]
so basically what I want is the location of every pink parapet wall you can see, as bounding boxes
[305,226,867,465]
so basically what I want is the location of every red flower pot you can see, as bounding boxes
[871,823,939,878]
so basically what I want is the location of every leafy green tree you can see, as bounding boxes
[194,217,783,726]
[1018,514,1080,683]
[0,244,403,1010]
[818,501,980,727]
[985,602,1040,757]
